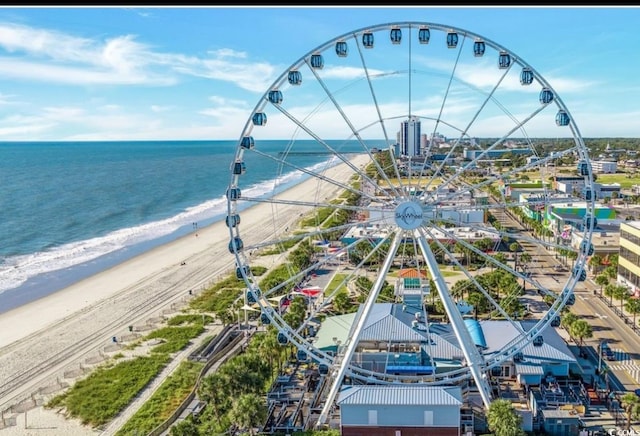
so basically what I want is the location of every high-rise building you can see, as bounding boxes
[618,221,640,295]
[400,117,421,156]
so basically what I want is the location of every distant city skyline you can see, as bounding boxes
[0,6,638,141]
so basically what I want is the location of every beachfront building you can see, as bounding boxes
[618,221,640,296]
[502,182,554,202]
[553,176,585,195]
[555,179,621,201]
[541,201,616,244]
[337,385,463,436]
[595,183,622,202]
[570,224,620,274]
[591,160,618,174]
[462,147,531,161]
[312,301,580,434]
[399,117,421,156]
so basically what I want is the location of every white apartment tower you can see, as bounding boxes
[400,117,421,156]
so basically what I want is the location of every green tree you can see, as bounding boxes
[229,393,267,435]
[595,274,610,296]
[198,373,228,421]
[589,254,603,275]
[620,392,640,430]
[568,319,593,347]
[486,399,526,436]
[567,250,578,269]
[509,242,520,270]
[333,292,352,314]
[604,283,616,307]
[171,417,200,436]
[561,312,578,330]
[613,285,630,314]
[604,265,617,280]
[625,298,640,329]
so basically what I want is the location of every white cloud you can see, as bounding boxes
[150,105,172,112]
[0,122,56,137]
[0,56,176,86]
[0,22,279,91]
[209,48,247,59]
[0,92,17,105]
[41,106,85,119]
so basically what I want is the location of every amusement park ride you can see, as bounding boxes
[226,21,595,430]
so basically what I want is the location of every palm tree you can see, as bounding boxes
[569,319,593,356]
[229,393,267,435]
[589,254,603,275]
[612,285,630,315]
[595,274,609,296]
[198,373,229,421]
[604,283,616,307]
[625,298,640,331]
[620,392,640,430]
[604,265,617,281]
[487,399,526,436]
[509,242,520,270]
[561,312,578,330]
[567,250,578,270]
[519,252,532,291]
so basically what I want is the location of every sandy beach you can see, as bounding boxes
[0,154,369,435]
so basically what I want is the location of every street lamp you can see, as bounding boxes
[598,341,603,381]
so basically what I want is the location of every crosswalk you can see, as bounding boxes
[606,349,640,383]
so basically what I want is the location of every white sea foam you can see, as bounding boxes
[0,157,339,295]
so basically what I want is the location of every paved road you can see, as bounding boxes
[492,203,640,393]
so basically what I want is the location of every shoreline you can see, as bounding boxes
[0,215,224,316]
[0,154,369,435]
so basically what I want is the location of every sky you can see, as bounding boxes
[0,6,639,142]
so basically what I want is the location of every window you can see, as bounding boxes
[503,366,511,377]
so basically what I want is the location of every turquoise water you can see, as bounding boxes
[0,140,361,312]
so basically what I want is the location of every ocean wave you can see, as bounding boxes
[0,157,339,295]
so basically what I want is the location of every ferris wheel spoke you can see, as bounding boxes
[424,106,550,204]
[302,47,406,198]
[266,103,389,198]
[422,57,515,192]
[239,195,390,217]
[426,145,579,206]
[422,223,526,328]
[243,147,385,206]
[351,34,408,194]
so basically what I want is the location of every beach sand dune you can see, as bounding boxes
[0,155,368,435]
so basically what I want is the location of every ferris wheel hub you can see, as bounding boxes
[394,201,424,230]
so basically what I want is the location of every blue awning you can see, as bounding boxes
[385,365,435,375]
[464,319,487,348]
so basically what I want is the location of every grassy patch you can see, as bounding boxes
[46,355,170,427]
[147,325,205,354]
[115,360,204,436]
[325,273,349,295]
[596,173,640,188]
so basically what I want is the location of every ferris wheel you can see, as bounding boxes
[226,22,595,418]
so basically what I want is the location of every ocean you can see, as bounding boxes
[0,140,363,313]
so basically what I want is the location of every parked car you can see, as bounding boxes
[599,342,615,361]
[604,348,615,361]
